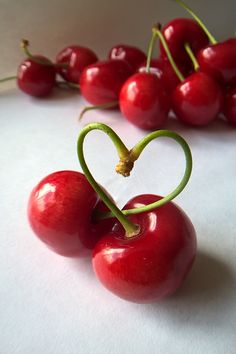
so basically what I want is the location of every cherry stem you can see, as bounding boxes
[0,75,17,83]
[77,122,140,238]
[100,129,192,218]
[146,28,157,73]
[79,101,118,121]
[56,81,80,90]
[174,0,217,45]
[20,39,68,68]
[153,27,185,82]
[184,43,199,71]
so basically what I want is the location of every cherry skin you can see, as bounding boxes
[28,170,114,257]
[197,39,236,87]
[79,59,133,105]
[108,44,146,72]
[223,87,236,125]
[93,194,197,303]
[119,72,170,130]
[160,18,209,71]
[56,45,98,83]
[138,58,184,93]
[17,56,56,97]
[172,72,223,126]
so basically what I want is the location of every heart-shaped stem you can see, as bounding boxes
[77,122,192,237]
[174,0,217,45]
[77,122,140,238]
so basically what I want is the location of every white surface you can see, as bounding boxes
[1,88,236,354]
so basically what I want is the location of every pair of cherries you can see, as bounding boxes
[27,123,196,303]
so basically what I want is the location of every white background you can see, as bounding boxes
[1,1,236,354]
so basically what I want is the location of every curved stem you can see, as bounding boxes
[0,75,17,83]
[79,101,118,121]
[77,122,140,237]
[154,27,185,82]
[101,129,192,218]
[184,43,199,71]
[20,39,68,68]
[174,0,217,45]
[56,80,80,90]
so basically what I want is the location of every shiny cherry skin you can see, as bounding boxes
[223,87,236,125]
[56,45,98,83]
[138,58,183,93]
[197,39,236,86]
[28,170,113,257]
[108,44,146,72]
[172,72,223,126]
[93,194,197,303]
[119,72,170,130]
[160,18,209,70]
[79,59,133,105]
[17,56,56,97]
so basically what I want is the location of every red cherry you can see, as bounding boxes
[79,59,133,105]
[93,194,196,303]
[17,56,56,97]
[138,58,184,93]
[160,18,209,70]
[108,44,146,71]
[119,72,170,130]
[172,72,223,126]
[197,39,236,86]
[56,45,98,83]
[28,170,113,257]
[223,87,236,125]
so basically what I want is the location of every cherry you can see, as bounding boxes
[79,59,133,105]
[93,194,196,303]
[108,44,146,72]
[223,87,236,125]
[197,39,236,87]
[160,18,209,71]
[119,72,170,130]
[17,56,56,97]
[28,170,113,257]
[77,123,195,302]
[56,45,98,83]
[175,0,236,86]
[172,72,223,126]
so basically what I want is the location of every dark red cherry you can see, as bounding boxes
[108,44,146,71]
[56,45,98,83]
[119,72,170,130]
[172,72,223,126]
[93,194,196,303]
[197,39,236,86]
[79,59,133,105]
[160,18,209,70]
[223,87,236,125]
[28,170,114,257]
[17,56,56,97]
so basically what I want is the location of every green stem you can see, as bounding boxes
[101,129,192,218]
[20,39,68,68]
[153,27,185,82]
[184,43,199,71]
[79,101,118,121]
[56,81,80,90]
[174,0,217,45]
[0,75,17,83]
[146,29,157,73]
[77,122,140,238]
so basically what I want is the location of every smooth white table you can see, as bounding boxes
[1,87,236,354]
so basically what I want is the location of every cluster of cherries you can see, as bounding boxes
[28,122,196,303]
[1,0,236,128]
